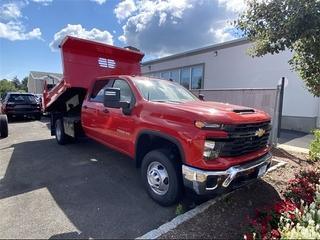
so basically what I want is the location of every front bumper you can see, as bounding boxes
[182,152,272,197]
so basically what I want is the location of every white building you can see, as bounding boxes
[28,71,63,94]
[141,38,320,133]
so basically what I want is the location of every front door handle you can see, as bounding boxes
[83,105,88,109]
[102,109,109,113]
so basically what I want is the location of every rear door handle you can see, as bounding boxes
[83,105,88,109]
[102,109,109,113]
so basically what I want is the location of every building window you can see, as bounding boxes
[162,72,169,80]
[191,66,203,89]
[170,70,179,83]
[154,72,161,78]
[143,65,203,89]
[180,69,190,89]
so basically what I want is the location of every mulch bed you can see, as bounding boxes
[158,147,317,239]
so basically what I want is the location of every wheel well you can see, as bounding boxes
[135,132,185,168]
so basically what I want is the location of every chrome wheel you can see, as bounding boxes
[147,161,169,195]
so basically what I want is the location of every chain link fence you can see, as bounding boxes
[191,86,282,146]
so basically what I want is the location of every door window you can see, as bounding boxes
[89,79,111,102]
[112,79,133,104]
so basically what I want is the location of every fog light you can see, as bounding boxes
[203,140,220,160]
[203,140,225,160]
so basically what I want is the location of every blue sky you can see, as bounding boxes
[0,0,245,81]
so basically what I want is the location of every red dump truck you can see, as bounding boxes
[43,36,272,206]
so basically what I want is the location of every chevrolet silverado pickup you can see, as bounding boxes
[43,36,272,206]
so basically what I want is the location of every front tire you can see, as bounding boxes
[0,114,9,138]
[55,119,68,145]
[141,149,183,206]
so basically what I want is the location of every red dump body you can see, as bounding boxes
[43,36,144,112]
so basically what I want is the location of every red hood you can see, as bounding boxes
[157,101,270,125]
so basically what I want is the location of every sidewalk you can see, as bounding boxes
[276,129,315,153]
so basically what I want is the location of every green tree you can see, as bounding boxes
[12,76,21,90]
[0,79,16,98]
[232,0,320,97]
[21,77,28,92]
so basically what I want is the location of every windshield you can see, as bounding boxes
[133,78,200,103]
[9,94,37,103]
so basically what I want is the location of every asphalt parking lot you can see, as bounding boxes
[0,116,193,239]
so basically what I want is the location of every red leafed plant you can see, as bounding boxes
[240,167,320,239]
[282,168,320,206]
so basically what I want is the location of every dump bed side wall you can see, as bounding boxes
[43,36,145,112]
[61,36,144,88]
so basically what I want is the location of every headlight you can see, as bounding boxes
[195,121,225,129]
[203,140,224,161]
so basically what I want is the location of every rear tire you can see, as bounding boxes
[141,149,183,206]
[0,114,9,138]
[55,119,68,145]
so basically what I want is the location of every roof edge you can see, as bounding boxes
[141,38,249,65]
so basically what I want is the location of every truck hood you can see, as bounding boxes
[162,101,270,124]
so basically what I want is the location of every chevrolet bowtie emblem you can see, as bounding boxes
[255,128,265,137]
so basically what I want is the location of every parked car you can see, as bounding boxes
[1,92,42,120]
[34,93,43,113]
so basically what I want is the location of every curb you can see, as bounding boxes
[136,196,221,239]
[136,157,287,239]
[277,144,309,154]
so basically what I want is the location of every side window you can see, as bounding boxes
[89,79,111,102]
[112,79,133,103]
[90,89,104,102]
[2,93,7,103]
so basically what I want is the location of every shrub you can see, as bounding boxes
[282,168,320,206]
[309,129,320,161]
[240,167,320,239]
[278,184,320,239]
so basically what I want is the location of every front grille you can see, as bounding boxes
[215,121,271,157]
[225,121,271,133]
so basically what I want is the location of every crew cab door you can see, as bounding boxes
[81,79,112,140]
[99,79,136,156]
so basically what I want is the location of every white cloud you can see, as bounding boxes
[91,0,107,5]
[0,21,42,40]
[49,24,114,51]
[0,2,24,20]
[217,0,246,13]
[114,0,137,22]
[31,0,53,6]
[117,0,240,57]
[0,1,42,41]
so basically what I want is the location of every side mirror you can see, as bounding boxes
[199,94,205,101]
[103,88,130,109]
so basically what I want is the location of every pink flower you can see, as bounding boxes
[271,229,280,238]
[244,233,252,240]
[255,208,261,216]
[251,220,257,226]
[266,215,271,222]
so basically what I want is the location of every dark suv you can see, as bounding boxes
[1,92,42,120]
